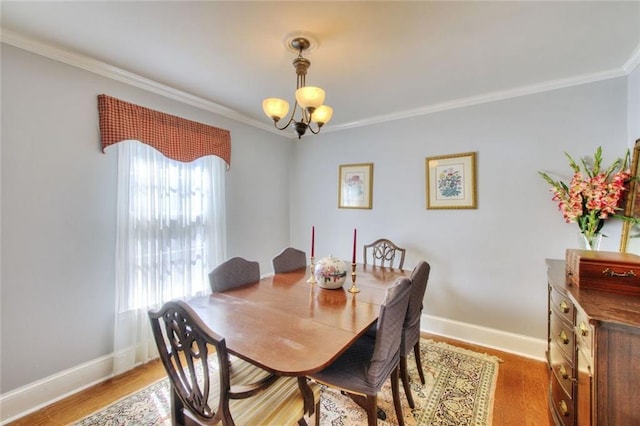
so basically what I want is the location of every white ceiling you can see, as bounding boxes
[2,1,639,135]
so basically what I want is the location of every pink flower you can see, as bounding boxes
[539,147,631,242]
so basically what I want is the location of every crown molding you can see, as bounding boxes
[327,67,628,133]
[0,29,278,135]
[1,28,636,138]
[623,42,640,74]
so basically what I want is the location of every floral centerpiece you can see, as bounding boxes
[539,146,631,250]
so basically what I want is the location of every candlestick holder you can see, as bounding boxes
[348,262,360,293]
[307,256,317,284]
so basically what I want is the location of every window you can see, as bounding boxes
[113,140,226,373]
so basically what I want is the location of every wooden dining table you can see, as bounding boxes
[185,263,408,376]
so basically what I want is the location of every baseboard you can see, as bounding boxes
[421,314,547,361]
[0,353,114,424]
[0,314,547,423]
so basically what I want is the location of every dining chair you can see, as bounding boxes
[148,300,320,426]
[272,247,307,273]
[208,257,260,292]
[363,261,431,409]
[399,261,431,409]
[363,238,406,269]
[310,277,412,426]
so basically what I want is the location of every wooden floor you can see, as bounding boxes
[9,333,551,425]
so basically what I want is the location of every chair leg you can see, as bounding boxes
[365,394,378,426]
[414,342,425,384]
[391,366,405,426]
[169,386,185,426]
[343,390,387,421]
[400,355,415,409]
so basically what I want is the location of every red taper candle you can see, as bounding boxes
[352,228,357,264]
[311,226,315,258]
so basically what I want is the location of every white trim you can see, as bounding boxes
[326,67,627,133]
[1,28,637,138]
[0,313,546,423]
[421,313,547,361]
[0,29,275,135]
[0,353,114,424]
[623,42,640,75]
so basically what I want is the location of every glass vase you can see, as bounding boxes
[578,232,603,251]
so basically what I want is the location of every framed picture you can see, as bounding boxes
[425,152,477,209]
[338,163,373,209]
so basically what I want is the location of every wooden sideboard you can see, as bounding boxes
[546,259,640,425]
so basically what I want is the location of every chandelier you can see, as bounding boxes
[262,36,333,139]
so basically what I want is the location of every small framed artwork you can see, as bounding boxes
[338,163,373,209]
[425,152,477,209]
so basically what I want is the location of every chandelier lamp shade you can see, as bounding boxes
[262,35,333,139]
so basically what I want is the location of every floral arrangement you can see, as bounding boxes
[538,146,631,249]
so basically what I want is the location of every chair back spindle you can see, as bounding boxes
[363,238,406,269]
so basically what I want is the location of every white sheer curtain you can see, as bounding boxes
[113,140,226,374]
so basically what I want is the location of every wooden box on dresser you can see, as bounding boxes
[546,259,640,426]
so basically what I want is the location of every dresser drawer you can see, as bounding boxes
[550,310,575,361]
[550,286,574,324]
[550,373,575,426]
[575,307,593,357]
[549,340,574,398]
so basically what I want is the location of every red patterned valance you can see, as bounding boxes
[98,94,231,167]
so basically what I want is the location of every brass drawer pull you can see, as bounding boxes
[579,321,589,337]
[559,300,570,313]
[602,268,636,278]
[559,400,569,416]
[559,330,570,344]
[559,365,569,379]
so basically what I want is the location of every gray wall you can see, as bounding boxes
[0,44,292,393]
[289,78,630,340]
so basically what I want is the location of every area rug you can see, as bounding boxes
[75,339,500,426]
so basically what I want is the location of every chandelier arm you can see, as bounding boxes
[302,108,311,124]
[307,122,324,135]
[273,98,306,130]
[272,113,295,131]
